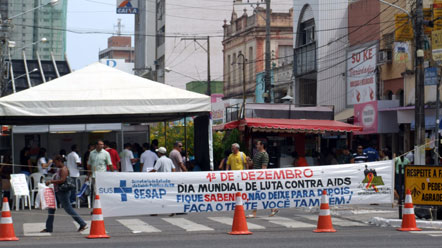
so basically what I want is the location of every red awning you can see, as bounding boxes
[222,118,362,133]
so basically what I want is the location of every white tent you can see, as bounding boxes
[0,62,211,125]
[0,62,213,170]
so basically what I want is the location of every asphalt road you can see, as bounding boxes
[1,205,441,248]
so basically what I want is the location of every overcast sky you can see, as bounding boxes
[66,0,293,88]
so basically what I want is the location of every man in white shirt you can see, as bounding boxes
[150,147,175,172]
[140,142,158,172]
[120,143,137,172]
[66,144,81,204]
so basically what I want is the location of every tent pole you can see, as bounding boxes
[184,116,187,159]
[11,127,14,173]
[164,121,167,148]
[121,123,124,152]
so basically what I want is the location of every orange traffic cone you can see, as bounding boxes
[0,197,18,241]
[313,190,336,233]
[229,192,252,235]
[87,195,110,239]
[397,189,422,232]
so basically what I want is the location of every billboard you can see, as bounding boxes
[347,44,377,105]
[117,0,138,14]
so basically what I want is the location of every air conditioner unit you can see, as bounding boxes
[378,49,393,65]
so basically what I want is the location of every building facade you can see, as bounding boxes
[292,0,348,114]
[1,0,68,61]
[99,33,135,74]
[222,7,293,101]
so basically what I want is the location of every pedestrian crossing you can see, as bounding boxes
[410,231,442,237]
[22,214,368,237]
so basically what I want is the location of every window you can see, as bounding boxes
[278,45,293,66]
[300,19,315,46]
[248,47,253,82]
[227,55,231,88]
[232,53,237,85]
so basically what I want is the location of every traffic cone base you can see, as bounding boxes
[229,193,252,235]
[313,191,336,233]
[87,195,110,239]
[0,198,18,241]
[397,189,422,232]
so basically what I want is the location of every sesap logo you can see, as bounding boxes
[99,180,133,202]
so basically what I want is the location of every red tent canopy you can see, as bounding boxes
[222,118,362,133]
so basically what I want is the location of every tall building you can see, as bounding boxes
[222,7,293,101]
[1,0,68,61]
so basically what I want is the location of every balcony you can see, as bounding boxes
[294,42,316,77]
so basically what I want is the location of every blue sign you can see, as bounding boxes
[424,67,439,86]
[117,0,139,14]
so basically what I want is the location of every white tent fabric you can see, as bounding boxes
[0,62,211,124]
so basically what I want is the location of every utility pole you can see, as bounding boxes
[238,52,247,119]
[181,36,211,96]
[264,0,271,103]
[415,0,425,165]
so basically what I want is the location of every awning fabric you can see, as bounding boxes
[334,108,354,121]
[223,118,362,133]
[0,62,211,125]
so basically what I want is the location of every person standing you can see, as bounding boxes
[338,147,352,164]
[351,145,369,163]
[20,147,33,175]
[120,143,138,172]
[226,143,247,170]
[40,155,88,233]
[83,144,95,175]
[364,143,379,162]
[87,140,112,205]
[104,141,119,172]
[66,145,81,205]
[150,147,175,172]
[247,141,278,218]
[37,148,52,175]
[140,143,158,172]
[169,142,187,172]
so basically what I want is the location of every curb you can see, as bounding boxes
[369,217,442,229]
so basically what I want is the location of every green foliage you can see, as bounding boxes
[149,121,194,156]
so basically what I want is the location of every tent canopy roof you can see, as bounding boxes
[0,63,211,125]
[224,118,363,133]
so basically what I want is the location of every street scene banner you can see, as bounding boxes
[96,161,394,217]
[405,166,442,206]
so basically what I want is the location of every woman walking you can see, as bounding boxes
[41,155,88,233]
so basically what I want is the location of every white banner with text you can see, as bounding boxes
[96,161,394,217]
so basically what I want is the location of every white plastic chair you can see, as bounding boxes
[29,173,44,207]
[77,175,91,208]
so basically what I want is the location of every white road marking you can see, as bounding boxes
[117,219,161,233]
[302,215,366,226]
[23,223,51,236]
[258,216,315,228]
[73,221,92,235]
[162,218,214,232]
[208,217,265,230]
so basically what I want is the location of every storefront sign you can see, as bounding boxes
[347,44,377,105]
[434,2,442,31]
[394,14,413,41]
[394,42,410,64]
[354,101,378,135]
[405,166,442,205]
[424,67,439,85]
[432,29,442,62]
[96,161,394,217]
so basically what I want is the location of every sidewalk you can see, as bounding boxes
[298,204,442,230]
